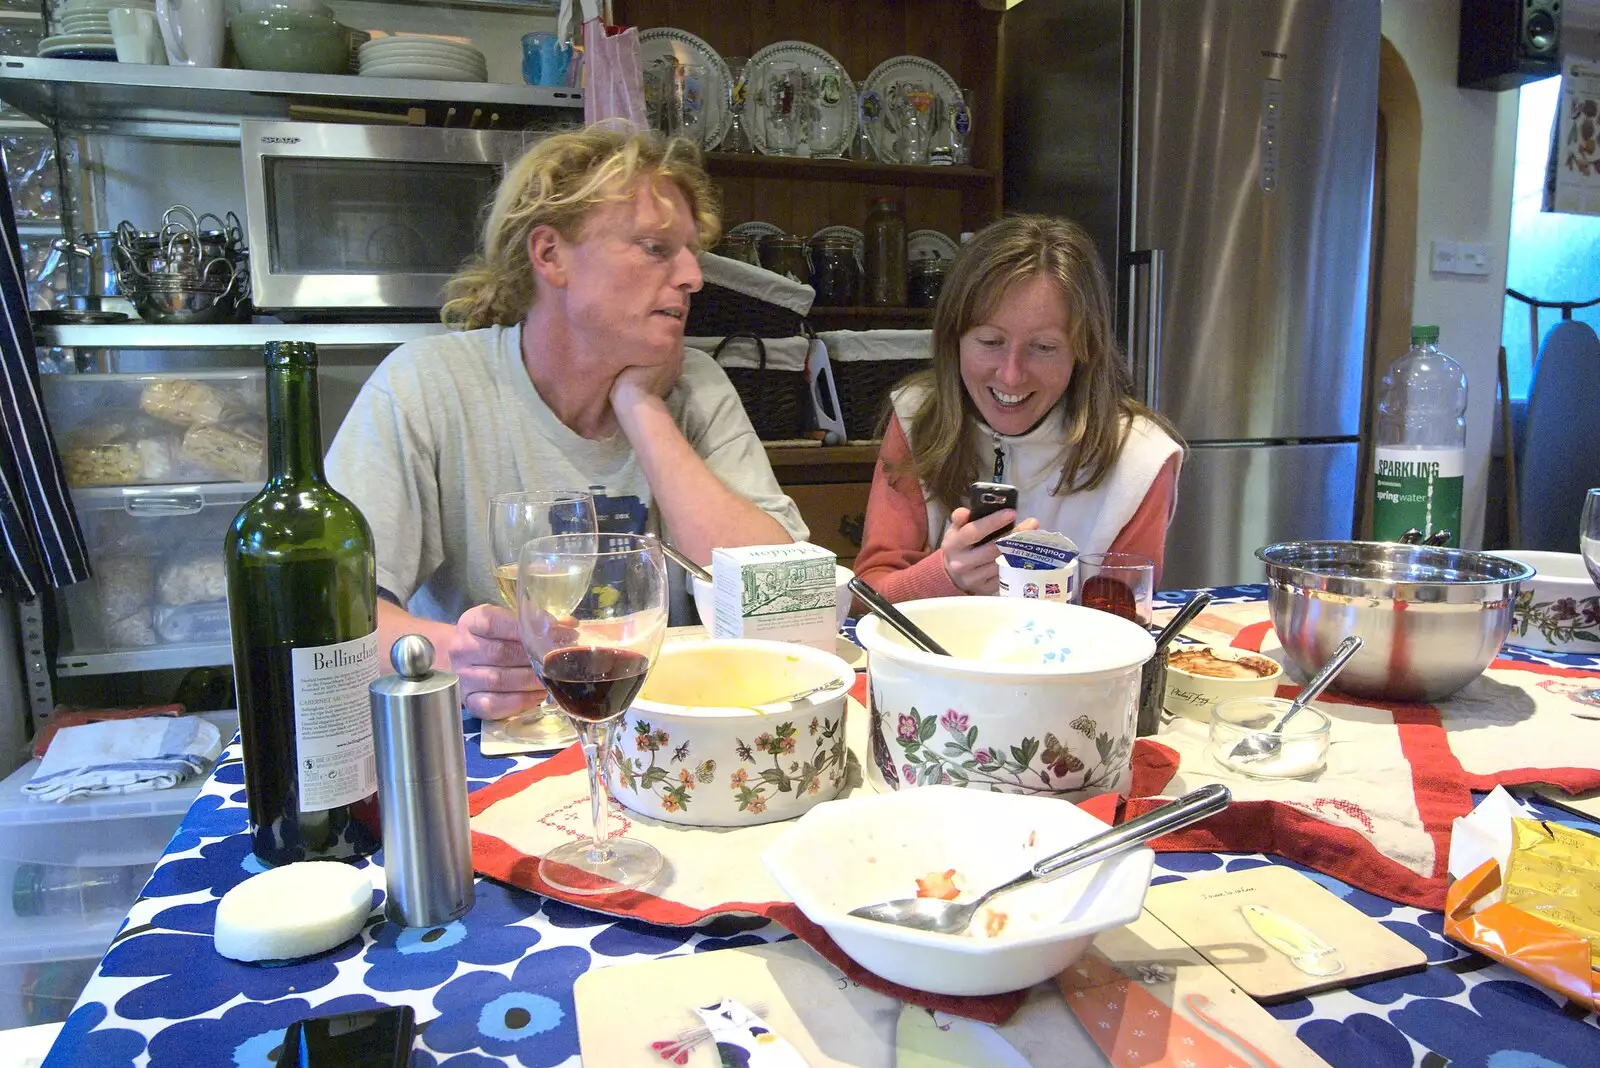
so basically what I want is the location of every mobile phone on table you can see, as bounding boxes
[967,481,1018,546]
[282,1005,416,1068]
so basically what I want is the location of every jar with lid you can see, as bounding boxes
[809,235,862,306]
[863,198,906,306]
[714,232,760,266]
[759,234,811,285]
[907,257,951,308]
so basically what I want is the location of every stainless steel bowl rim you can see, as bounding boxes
[1256,540,1536,602]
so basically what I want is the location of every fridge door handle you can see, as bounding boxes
[1129,248,1164,410]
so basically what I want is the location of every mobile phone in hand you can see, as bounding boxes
[967,481,1018,546]
[282,1005,416,1068]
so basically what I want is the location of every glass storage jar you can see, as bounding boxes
[907,257,951,308]
[714,233,760,265]
[809,235,862,306]
[863,197,906,306]
[759,234,811,285]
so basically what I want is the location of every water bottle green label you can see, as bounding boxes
[291,630,380,812]
[1373,447,1463,545]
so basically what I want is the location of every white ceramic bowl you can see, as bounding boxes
[1498,550,1600,655]
[857,598,1154,800]
[761,786,1154,995]
[605,639,857,826]
[692,564,854,633]
[1162,643,1284,722]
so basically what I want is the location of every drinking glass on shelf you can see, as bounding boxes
[675,62,708,147]
[642,55,677,135]
[893,84,935,165]
[517,533,668,895]
[762,62,803,155]
[806,61,847,158]
[1075,552,1155,625]
[487,489,597,748]
[720,56,753,153]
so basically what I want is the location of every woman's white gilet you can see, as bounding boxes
[892,385,1182,554]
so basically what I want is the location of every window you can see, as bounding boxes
[1502,76,1600,399]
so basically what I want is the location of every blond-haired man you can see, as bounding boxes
[327,124,804,719]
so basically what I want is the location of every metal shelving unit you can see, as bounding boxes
[55,643,235,678]
[39,321,450,348]
[0,56,582,141]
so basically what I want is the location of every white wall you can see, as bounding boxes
[1380,0,1520,549]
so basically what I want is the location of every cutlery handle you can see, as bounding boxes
[661,542,713,586]
[1154,591,1212,651]
[1032,784,1231,880]
[848,577,951,656]
[1278,634,1362,732]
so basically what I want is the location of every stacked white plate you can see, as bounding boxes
[358,35,487,82]
[41,0,154,58]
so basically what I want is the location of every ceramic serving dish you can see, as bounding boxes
[1162,643,1285,722]
[1497,550,1600,655]
[762,785,1154,995]
[692,564,854,633]
[856,597,1154,800]
[605,639,857,827]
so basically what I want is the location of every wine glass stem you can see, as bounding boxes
[577,718,614,861]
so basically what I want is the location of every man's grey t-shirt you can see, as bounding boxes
[325,323,807,623]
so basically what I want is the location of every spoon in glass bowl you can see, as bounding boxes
[847,784,1231,935]
[1226,634,1363,765]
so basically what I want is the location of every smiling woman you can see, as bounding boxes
[855,214,1185,601]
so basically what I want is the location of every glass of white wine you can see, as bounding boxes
[488,490,597,747]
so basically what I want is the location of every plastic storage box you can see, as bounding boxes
[41,370,266,488]
[0,711,236,1029]
[57,483,255,655]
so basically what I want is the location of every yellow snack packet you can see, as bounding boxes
[1502,818,1600,969]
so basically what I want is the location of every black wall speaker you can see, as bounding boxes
[1459,0,1562,91]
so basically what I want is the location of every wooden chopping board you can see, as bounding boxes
[1144,866,1427,1002]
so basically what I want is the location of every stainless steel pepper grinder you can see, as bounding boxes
[369,634,475,927]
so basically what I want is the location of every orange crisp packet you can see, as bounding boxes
[1446,856,1600,1011]
[1503,818,1600,969]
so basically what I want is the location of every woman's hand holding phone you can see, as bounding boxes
[941,506,1039,594]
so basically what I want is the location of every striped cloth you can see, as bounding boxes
[0,172,89,598]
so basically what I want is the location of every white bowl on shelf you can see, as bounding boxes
[761,785,1154,995]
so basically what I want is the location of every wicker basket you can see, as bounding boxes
[709,333,810,441]
[687,281,807,338]
[833,359,926,440]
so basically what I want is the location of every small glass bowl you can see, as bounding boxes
[1207,696,1330,780]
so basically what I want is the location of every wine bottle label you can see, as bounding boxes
[292,630,380,813]
[1372,446,1464,546]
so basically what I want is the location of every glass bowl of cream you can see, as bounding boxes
[1207,696,1331,780]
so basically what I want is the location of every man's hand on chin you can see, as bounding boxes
[609,347,684,410]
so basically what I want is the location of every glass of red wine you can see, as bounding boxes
[516,532,668,895]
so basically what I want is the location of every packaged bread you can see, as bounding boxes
[179,418,266,481]
[157,555,226,607]
[97,554,156,647]
[63,442,143,486]
[139,379,227,428]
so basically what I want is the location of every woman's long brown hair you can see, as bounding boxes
[892,214,1180,513]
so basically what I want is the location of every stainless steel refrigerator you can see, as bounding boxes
[1002,0,1380,588]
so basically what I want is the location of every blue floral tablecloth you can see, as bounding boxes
[42,586,1600,1067]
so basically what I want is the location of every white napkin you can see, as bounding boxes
[1446,785,1530,910]
[24,716,223,802]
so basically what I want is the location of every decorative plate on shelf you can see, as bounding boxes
[861,55,962,164]
[637,28,734,152]
[811,224,864,267]
[726,221,786,242]
[908,229,960,261]
[742,40,857,159]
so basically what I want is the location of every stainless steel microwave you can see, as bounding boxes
[239,121,534,315]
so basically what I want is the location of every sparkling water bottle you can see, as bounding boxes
[1373,325,1467,546]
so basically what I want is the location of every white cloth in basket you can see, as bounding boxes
[699,253,815,317]
[686,335,809,373]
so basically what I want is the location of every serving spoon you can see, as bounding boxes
[661,541,713,585]
[847,784,1231,935]
[848,576,951,656]
[1226,634,1363,765]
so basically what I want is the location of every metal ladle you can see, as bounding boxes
[1226,634,1363,765]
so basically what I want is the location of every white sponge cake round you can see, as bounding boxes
[214,861,374,962]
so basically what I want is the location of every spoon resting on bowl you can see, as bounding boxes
[847,784,1230,935]
[1225,634,1362,765]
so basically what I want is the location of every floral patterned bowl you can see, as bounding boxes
[1498,550,1600,654]
[857,597,1155,800]
[606,639,857,827]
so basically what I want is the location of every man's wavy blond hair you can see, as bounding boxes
[440,122,721,330]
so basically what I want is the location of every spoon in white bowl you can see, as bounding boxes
[1226,634,1363,765]
[847,784,1231,935]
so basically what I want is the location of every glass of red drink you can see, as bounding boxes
[1074,552,1155,625]
[516,533,668,895]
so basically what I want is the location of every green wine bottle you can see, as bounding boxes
[225,341,381,866]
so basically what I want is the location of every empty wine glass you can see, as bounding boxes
[1584,489,1600,587]
[487,490,596,748]
[517,533,668,895]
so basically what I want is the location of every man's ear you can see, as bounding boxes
[527,225,566,289]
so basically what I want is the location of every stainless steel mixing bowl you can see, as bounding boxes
[1256,541,1537,702]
